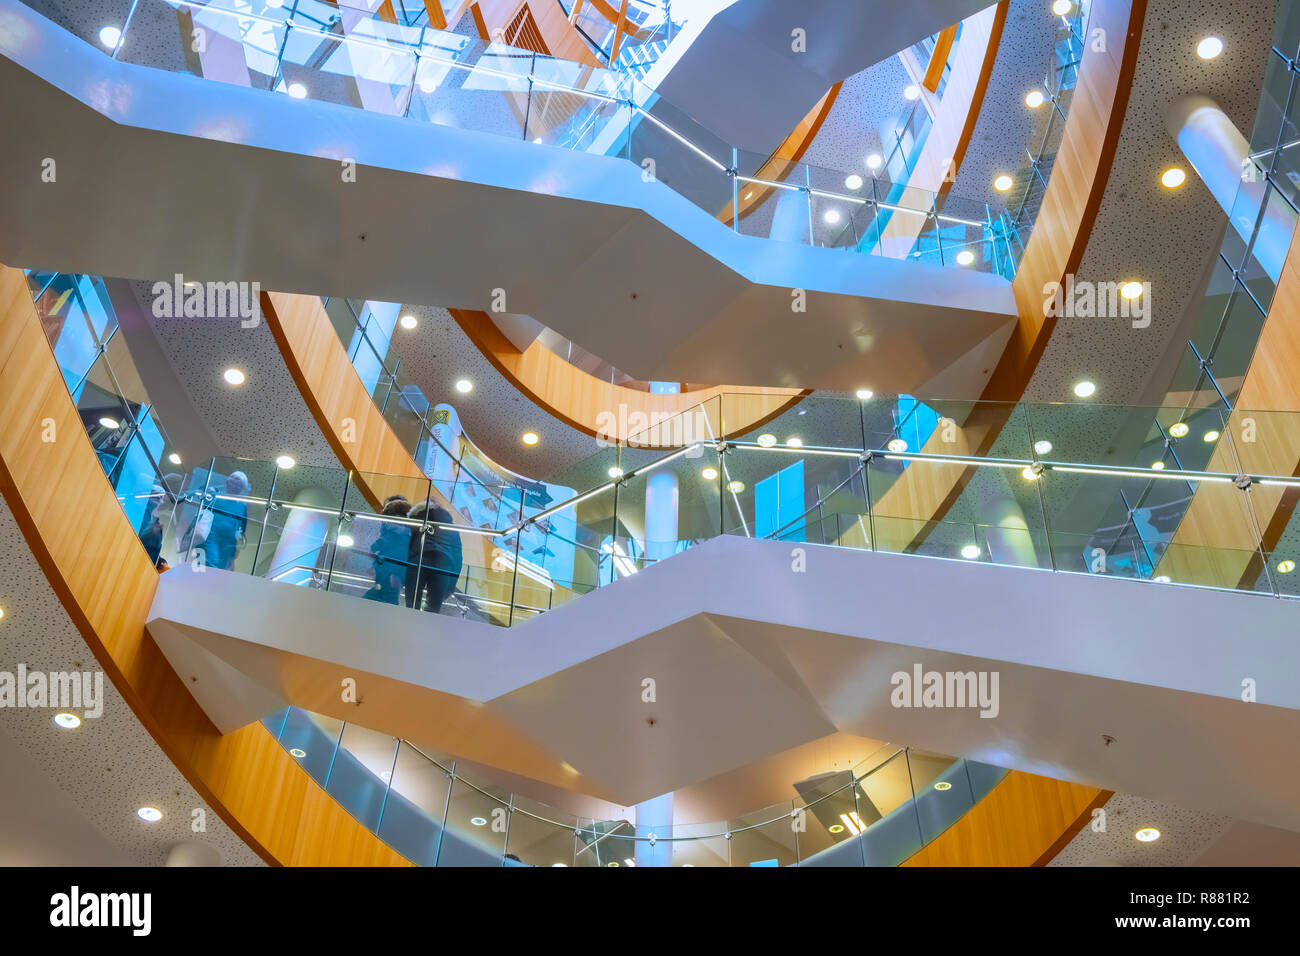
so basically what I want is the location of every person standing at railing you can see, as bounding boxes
[365,495,413,606]
[406,502,462,613]
[196,471,250,571]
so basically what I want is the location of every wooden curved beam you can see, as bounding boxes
[449,309,807,443]
[0,264,411,867]
[902,770,1110,866]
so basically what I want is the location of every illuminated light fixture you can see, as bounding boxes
[845,174,863,190]
[1022,466,1040,481]
[337,534,355,548]
[1151,461,1165,470]
[934,781,952,791]
[744,191,754,200]
[418,76,437,94]
[786,437,803,448]
[828,824,845,834]
[1134,827,1161,843]
[903,85,921,101]
[624,858,635,867]
[137,807,163,823]
[0,606,6,622]
[98,417,120,430]
[275,455,296,469]
[993,174,1014,192]
[866,153,883,171]
[1073,380,1097,398]
[287,82,308,99]
[887,438,908,453]
[961,544,981,560]
[53,712,81,729]
[856,388,874,400]
[605,861,621,867]
[1196,36,1223,60]
[1052,0,1073,14]
[223,367,246,385]
[956,249,976,266]
[701,467,719,480]
[757,434,777,447]
[551,863,568,867]
[1160,167,1186,189]
[1034,439,1053,455]
[98,25,122,48]
[823,209,841,225]
[289,748,306,758]
[521,431,540,446]
[1202,430,1220,443]
[454,378,472,393]
[1153,575,1172,583]
[1120,281,1144,300]
[470,817,487,827]
[839,811,867,836]
[399,314,418,330]
[608,466,624,478]
[168,453,182,465]
[1277,559,1296,574]
[1168,422,1189,438]
[533,137,543,144]
[1024,89,1045,109]
[728,480,745,493]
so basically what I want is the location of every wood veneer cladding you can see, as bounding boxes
[0,264,410,867]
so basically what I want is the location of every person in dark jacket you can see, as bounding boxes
[365,495,412,605]
[203,470,250,571]
[406,501,463,613]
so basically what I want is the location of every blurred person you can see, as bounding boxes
[364,495,412,605]
[202,470,250,570]
[406,501,462,613]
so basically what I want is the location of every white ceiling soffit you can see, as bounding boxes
[0,1,1016,393]
[148,535,1300,828]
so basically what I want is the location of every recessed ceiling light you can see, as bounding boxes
[337,533,355,548]
[993,174,1014,192]
[1022,466,1040,481]
[786,437,803,448]
[470,816,487,827]
[399,314,417,330]
[757,434,777,447]
[844,174,863,190]
[956,249,975,266]
[1160,167,1186,189]
[98,417,120,429]
[98,25,122,48]
[1120,281,1144,300]
[608,466,624,478]
[823,209,841,224]
[1196,36,1223,60]
[904,84,921,101]
[275,455,296,469]
[856,388,874,400]
[1051,0,1073,15]
[289,748,307,758]
[137,807,163,822]
[1073,380,1096,398]
[454,378,472,393]
[866,153,883,171]
[1168,422,1189,438]
[606,861,620,866]
[828,824,845,834]
[1034,439,1053,455]
[1134,827,1161,842]
[551,862,568,867]
[1153,575,1172,583]
[744,190,753,200]
[532,137,543,144]
[521,432,539,446]
[1277,559,1296,574]
[701,467,719,480]
[887,438,908,453]
[1202,430,1220,443]
[223,368,246,385]
[168,452,182,465]
[1024,89,1045,109]
[728,480,745,493]
[1151,461,1165,470]
[934,781,952,791]
[961,544,981,559]
[287,82,308,99]
[53,712,81,729]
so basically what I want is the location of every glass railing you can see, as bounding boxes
[557,0,685,80]
[25,0,1020,274]
[259,705,1008,866]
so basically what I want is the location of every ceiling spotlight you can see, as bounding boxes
[934,781,952,791]
[823,209,841,225]
[1160,167,1186,189]
[757,433,777,447]
[744,191,754,200]
[289,748,307,758]
[1134,827,1161,843]
[1277,559,1295,574]
[1153,575,1172,584]
[1120,281,1144,300]
[521,432,540,446]
[1202,430,1220,443]
[1151,461,1165,470]
[337,533,355,548]
[887,438,908,453]
[701,467,719,480]
[53,712,81,729]
[551,862,568,867]
[98,417,120,430]
[168,453,182,465]
[399,314,418,330]
[1052,0,1073,15]
[137,807,163,823]
[454,378,472,393]
[98,25,123,48]
[828,824,845,834]
[1073,380,1096,398]
[866,153,883,171]
[856,389,874,400]
[728,480,745,493]
[844,174,863,190]
[275,455,296,469]
[786,437,803,448]
[960,544,981,560]
[470,816,487,827]
[993,174,1014,192]
[1034,439,1053,455]
[956,249,975,266]
[1022,466,1040,481]
[287,82,308,99]
[1196,36,1223,60]
[904,84,921,101]
[1168,422,1189,438]
[1024,89,1045,109]
[608,466,624,479]
[223,368,246,385]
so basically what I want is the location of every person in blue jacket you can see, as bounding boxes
[203,470,249,570]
